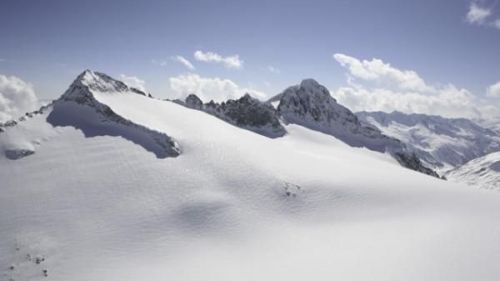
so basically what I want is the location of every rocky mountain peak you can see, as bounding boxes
[299,78,333,99]
[60,70,147,105]
[275,79,359,131]
[270,79,440,178]
[184,94,203,110]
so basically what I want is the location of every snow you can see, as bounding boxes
[358,111,500,170]
[3,72,500,280]
[447,151,500,191]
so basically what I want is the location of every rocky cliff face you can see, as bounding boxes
[179,93,286,138]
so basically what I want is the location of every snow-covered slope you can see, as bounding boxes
[0,70,181,160]
[3,71,500,281]
[446,152,500,191]
[270,79,438,177]
[357,111,500,170]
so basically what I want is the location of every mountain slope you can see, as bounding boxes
[446,152,500,191]
[270,79,439,177]
[0,70,180,160]
[357,111,500,170]
[2,71,500,281]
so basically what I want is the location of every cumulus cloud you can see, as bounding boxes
[119,74,147,93]
[334,84,496,119]
[465,1,500,29]
[332,53,498,119]
[169,73,265,102]
[173,55,195,70]
[0,74,38,123]
[488,81,500,97]
[333,53,430,92]
[194,50,243,69]
[466,2,492,24]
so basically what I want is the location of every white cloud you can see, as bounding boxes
[466,2,492,24]
[488,81,500,97]
[119,74,147,93]
[332,53,498,119]
[334,84,495,119]
[194,50,243,69]
[169,73,265,102]
[333,53,430,92]
[173,55,195,70]
[267,66,280,74]
[0,74,38,123]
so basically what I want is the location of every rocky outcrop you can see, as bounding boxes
[184,94,203,110]
[5,148,35,160]
[393,152,442,179]
[179,94,286,138]
[0,104,52,134]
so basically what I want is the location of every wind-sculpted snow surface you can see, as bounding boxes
[358,111,500,170]
[4,71,500,281]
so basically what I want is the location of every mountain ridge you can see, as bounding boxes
[357,110,500,170]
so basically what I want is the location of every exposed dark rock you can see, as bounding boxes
[180,94,286,138]
[130,87,147,96]
[5,149,35,160]
[0,104,52,134]
[393,152,442,178]
[185,94,203,110]
[4,120,17,127]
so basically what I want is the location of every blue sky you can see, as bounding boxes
[1,0,500,119]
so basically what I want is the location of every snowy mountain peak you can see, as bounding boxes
[270,79,440,178]
[61,70,146,104]
[78,70,128,92]
[48,70,181,158]
[273,79,375,143]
